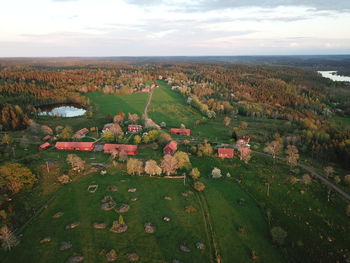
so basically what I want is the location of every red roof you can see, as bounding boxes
[163,141,178,154]
[170,128,190,136]
[55,142,95,151]
[42,135,51,141]
[218,148,234,158]
[104,144,138,155]
[39,142,50,150]
[128,124,142,132]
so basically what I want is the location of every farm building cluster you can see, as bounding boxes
[38,122,250,160]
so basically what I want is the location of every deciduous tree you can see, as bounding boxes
[127,158,143,176]
[60,126,73,139]
[191,168,200,180]
[133,135,142,144]
[223,116,231,127]
[264,140,283,162]
[144,160,162,176]
[174,151,190,169]
[0,225,19,251]
[0,162,36,194]
[285,145,299,167]
[66,154,85,172]
[161,154,178,176]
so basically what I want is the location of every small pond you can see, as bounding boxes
[38,105,86,117]
[318,71,350,82]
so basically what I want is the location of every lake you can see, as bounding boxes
[318,71,350,82]
[38,105,86,117]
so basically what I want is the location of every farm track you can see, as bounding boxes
[143,88,154,119]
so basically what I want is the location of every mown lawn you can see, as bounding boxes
[86,91,148,117]
[148,82,203,128]
[1,173,210,263]
[191,155,350,263]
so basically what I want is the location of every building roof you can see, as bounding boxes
[128,124,142,128]
[56,142,95,148]
[218,148,234,155]
[42,135,51,141]
[104,144,138,152]
[76,128,88,134]
[39,142,50,148]
[164,141,178,151]
[170,128,190,133]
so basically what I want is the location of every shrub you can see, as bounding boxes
[302,174,312,185]
[57,175,70,184]
[193,181,205,192]
[270,226,287,245]
[185,205,197,213]
[344,174,350,186]
[334,176,341,184]
[346,204,350,217]
[211,167,222,179]
[0,226,19,251]
[191,168,200,180]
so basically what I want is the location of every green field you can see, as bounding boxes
[0,168,285,263]
[1,81,350,263]
[148,82,203,128]
[86,91,149,117]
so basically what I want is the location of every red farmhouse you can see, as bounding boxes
[104,144,138,155]
[163,141,178,154]
[170,128,191,136]
[218,148,234,158]
[128,124,142,133]
[140,88,150,93]
[55,142,94,151]
[39,142,51,150]
[42,135,51,141]
[73,128,89,139]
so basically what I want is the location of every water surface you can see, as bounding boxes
[318,71,350,82]
[38,105,86,117]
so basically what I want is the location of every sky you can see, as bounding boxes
[0,0,350,56]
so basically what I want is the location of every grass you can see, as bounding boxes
[148,81,203,128]
[86,91,148,117]
[191,155,350,263]
[2,80,350,263]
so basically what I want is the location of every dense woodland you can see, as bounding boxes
[0,60,349,168]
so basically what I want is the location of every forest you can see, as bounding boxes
[0,59,349,169]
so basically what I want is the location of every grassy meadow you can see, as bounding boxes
[1,81,349,263]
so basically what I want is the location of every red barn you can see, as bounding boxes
[140,88,150,93]
[39,142,51,150]
[104,144,138,155]
[128,124,142,133]
[73,128,89,139]
[218,148,234,158]
[42,135,51,141]
[163,141,177,154]
[55,142,94,151]
[170,128,191,136]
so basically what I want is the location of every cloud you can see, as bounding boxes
[124,0,350,12]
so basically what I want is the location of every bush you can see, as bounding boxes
[302,174,312,185]
[185,205,197,213]
[191,168,200,180]
[270,226,287,245]
[344,174,350,186]
[57,175,70,184]
[346,204,350,217]
[193,181,205,192]
[211,167,222,179]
